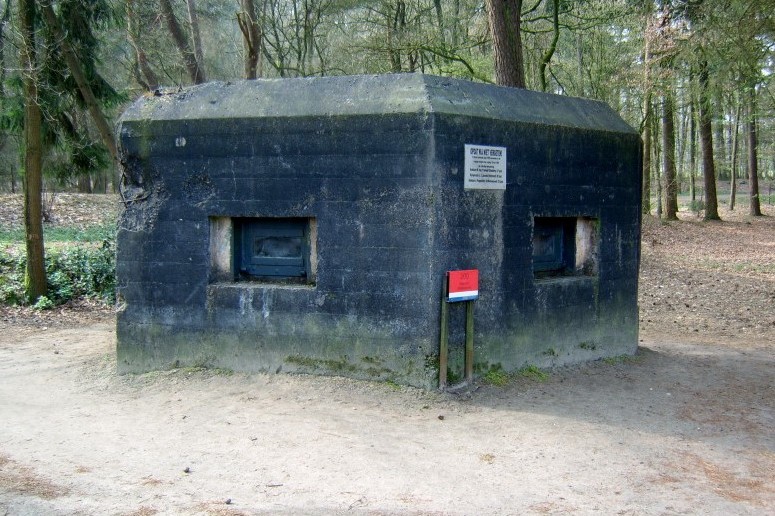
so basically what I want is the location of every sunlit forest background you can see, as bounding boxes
[1,0,773,210]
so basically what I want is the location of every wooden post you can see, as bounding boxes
[438,274,449,389]
[464,300,474,383]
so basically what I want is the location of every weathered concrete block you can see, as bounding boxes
[116,74,641,388]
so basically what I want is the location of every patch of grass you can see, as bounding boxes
[0,223,114,244]
[518,364,549,382]
[482,367,510,386]
[602,354,640,365]
[542,348,558,357]
[207,367,234,377]
[696,258,775,274]
[731,262,775,274]
[579,341,597,350]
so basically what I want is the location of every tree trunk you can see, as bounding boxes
[653,112,662,220]
[0,0,9,192]
[186,0,205,73]
[77,174,93,193]
[714,95,727,179]
[676,84,688,188]
[642,97,652,215]
[641,108,651,215]
[433,0,444,46]
[576,33,584,96]
[451,0,461,47]
[698,60,720,220]
[729,100,740,210]
[40,2,118,163]
[486,0,525,88]
[640,14,652,215]
[725,102,734,180]
[386,2,404,72]
[126,0,159,91]
[19,0,47,302]
[160,0,206,84]
[746,87,762,216]
[662,92,678,219]
[237,0,262,79]
[539,0,560,92]
[689,73,697,204]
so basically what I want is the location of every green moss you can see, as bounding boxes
[118,322,440,388]
[177,365,233,376]
[446,368,461,385]
[365,366,393,377]
[192,354,217,369]
[286,354,376,375]
[285,355,319,368]
[384,379,402,390]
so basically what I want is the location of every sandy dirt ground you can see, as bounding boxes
[1,203,774,515]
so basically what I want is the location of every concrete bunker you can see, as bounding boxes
[116,74,641,388]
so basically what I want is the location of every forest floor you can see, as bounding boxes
[0,194,773,515]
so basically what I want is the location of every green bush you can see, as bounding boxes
[33,295,55,310]
[0,251,26,304]
[0,235,115,306]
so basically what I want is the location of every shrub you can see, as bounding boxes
[0,235,115,307]
[46,237,116,304]
[33,296,55,310]
[0,251,26,304]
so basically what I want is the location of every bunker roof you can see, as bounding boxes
[119,74,636,135]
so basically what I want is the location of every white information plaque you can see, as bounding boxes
[464,144,507,190]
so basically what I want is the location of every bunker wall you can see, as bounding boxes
[430,115,641,373]
[117,114,441,386]
[115,75,642,388]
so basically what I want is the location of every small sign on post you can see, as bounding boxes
[439,269,478,390]
[447,269,479,302]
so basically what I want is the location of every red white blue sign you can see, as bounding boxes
[448,269,479,302]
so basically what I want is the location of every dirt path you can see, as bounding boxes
[1,320,773,515]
